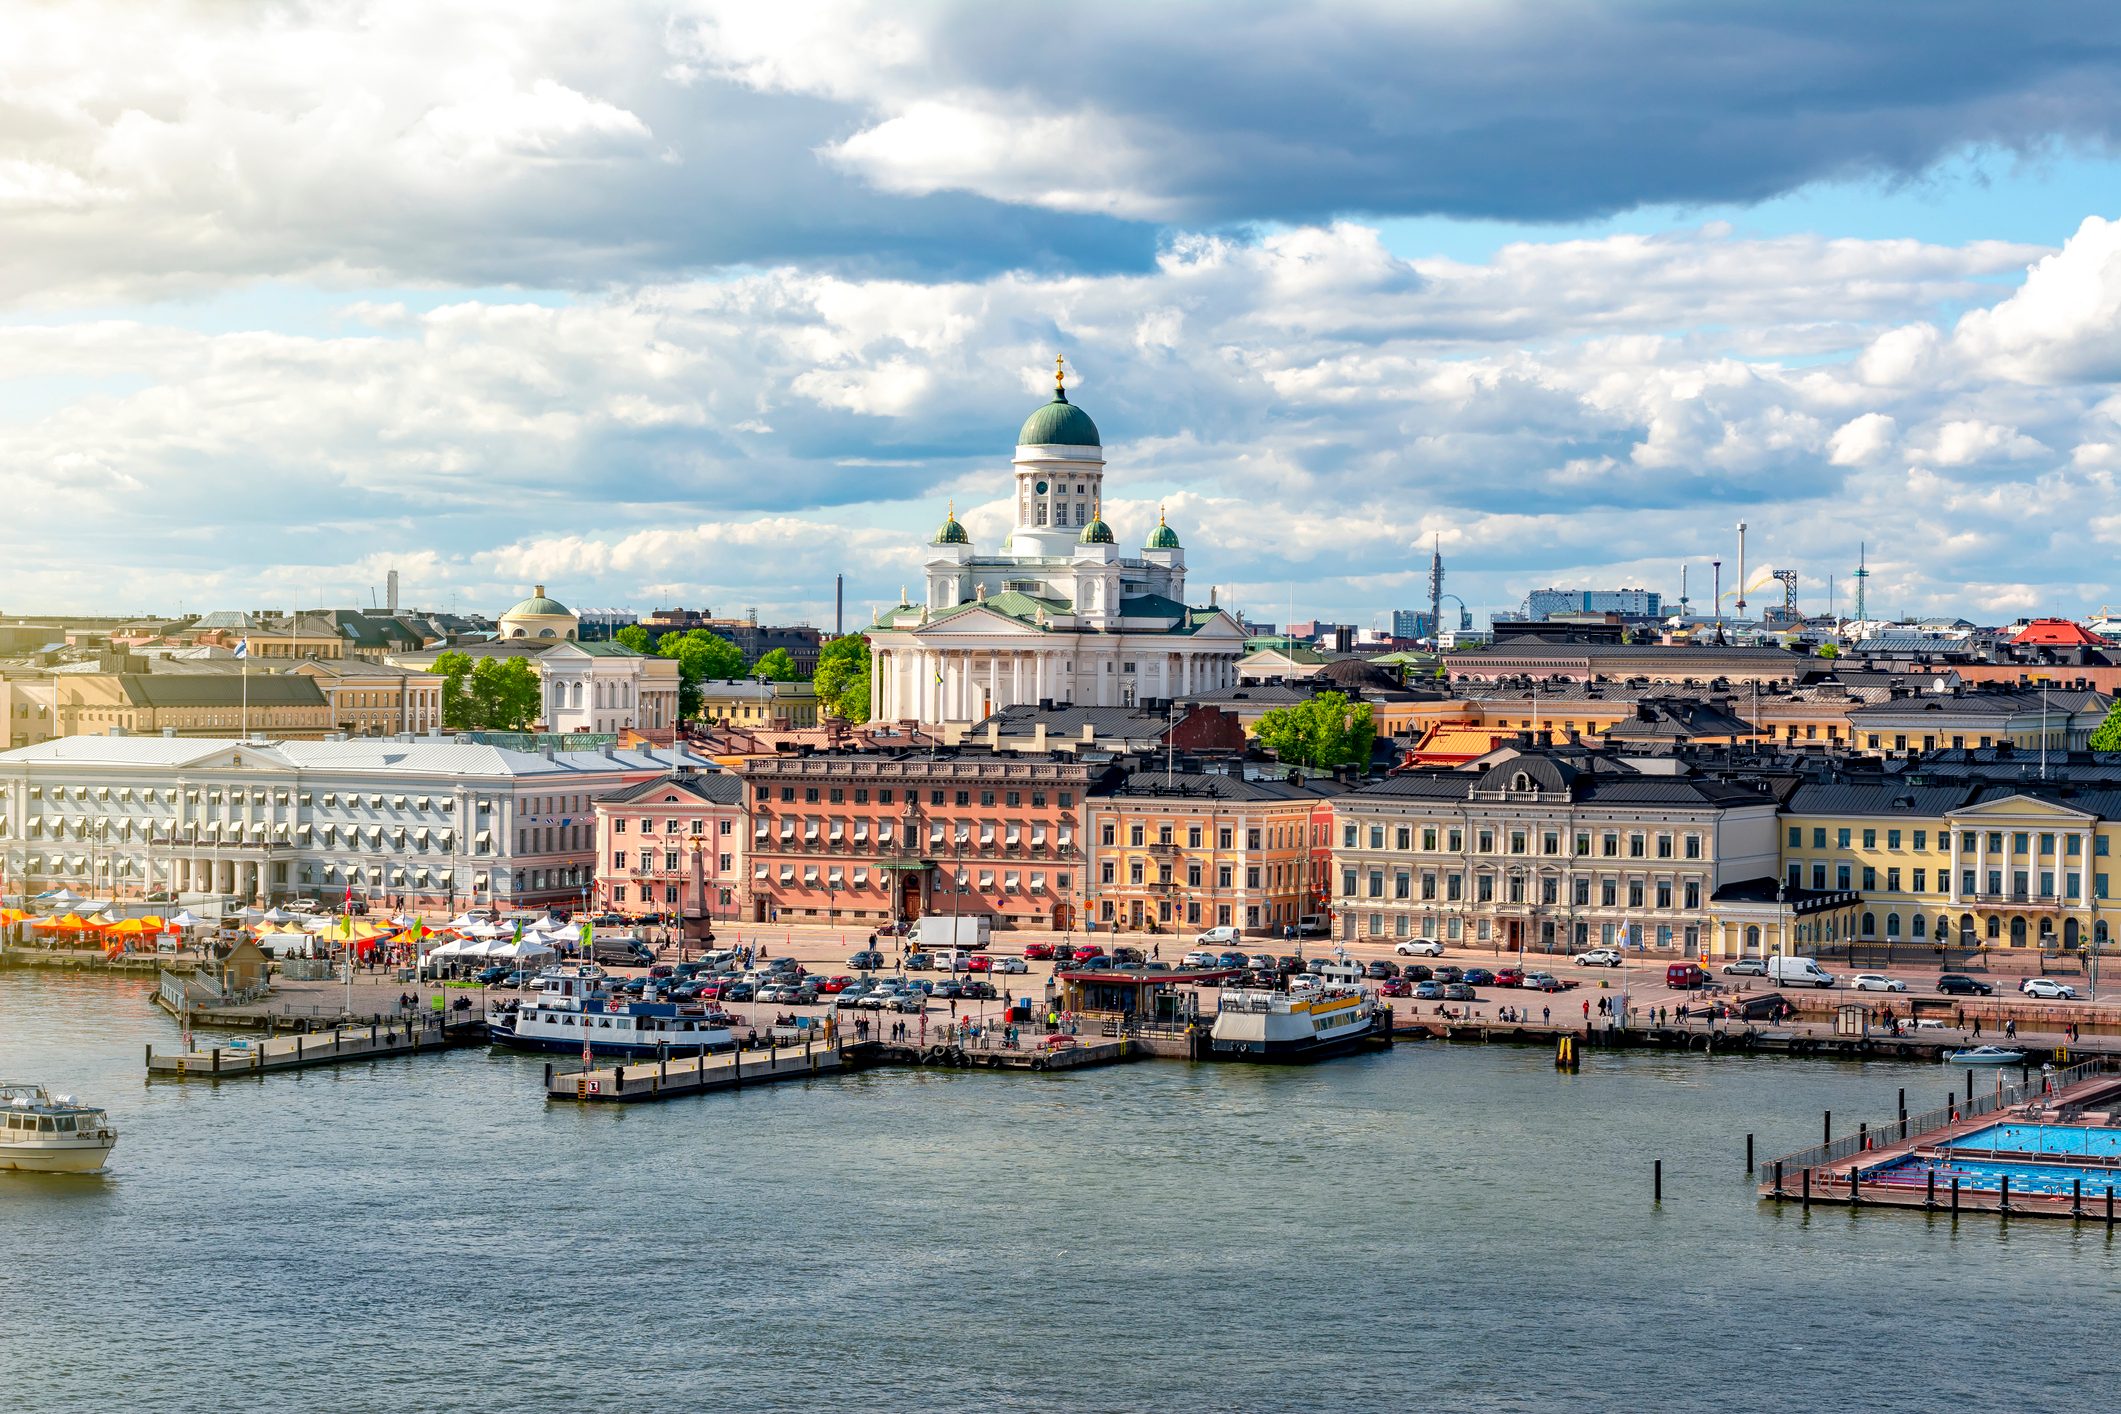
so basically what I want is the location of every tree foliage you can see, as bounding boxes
[1255,690,1375,770]
[753,647,799,681]
[812,634,872,722]
[2091,698,2121,753]
[649,629,745,718]
[613,624,651,653]
[1815,642,1841,659]
[433,651,540,730]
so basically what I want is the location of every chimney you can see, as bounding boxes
[1081,723,1096,743]
[1033,723,1047,752]
[986,721,1001,750]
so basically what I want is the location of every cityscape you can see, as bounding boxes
[9,5,2121,1412]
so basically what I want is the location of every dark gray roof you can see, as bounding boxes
[117,674,326,708]
[1093,769,1346,803]
[601,771,742,806]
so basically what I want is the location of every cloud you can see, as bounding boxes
[6,217,2119,623]
[1,1,2117,305]
[1954,215,2121,382]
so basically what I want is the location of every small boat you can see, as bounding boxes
[0,1083,118,1173]
[487,965,734,1058]
[1208,985,1379,1062]
[1946,1045,2027,1065]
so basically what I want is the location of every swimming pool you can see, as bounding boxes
[1948,1122,2121,1158]
[1871,1153,2121,1197]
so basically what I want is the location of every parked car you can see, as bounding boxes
[1524,972,1567,992]
[500,970,535,989]
[906,952,937,970]
[1463,968,1496,986]
[1395,939,1446,957]
[1937,973,1993,996]
[755,983,797,1004]
[847,950,884,970]
[1574,948,1624,967]
[1432,965,1464,983]
[1494,967,1525,987]
[1721,957,1768,976]
[1413,980,1443,1000]
[1023,942,1057,960]
[992,957,1028,975]
[722,981,756,1003]
[1216,950,1250,969]
[1248,954,1278,971]
[932,981,964,1000]
[1401,963,1433,982]
[889,992,927,1013]
[1196,924,1242,946]
[1071,944,1103,963]
[961,981,999,1000]
[966,954,994,973]
[475,964,512,986]
[1364,960,1400,979]
[1665,963,1710,989]
[818,975,854,994]
[647,964,675,979]
[1274,955,1306,974]
[1379,977,1412,997]
[1441,982,1476,1001]
[1181,948,1217,967]
[1851,973,1908,993]
[2021,977,2080,1000]
[875,920,913,937]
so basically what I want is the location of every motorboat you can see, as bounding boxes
[1945,1045,2028,1065]
[0,1083,118,1173]
[1208,985,1379,1062]
[488,966,733,1058]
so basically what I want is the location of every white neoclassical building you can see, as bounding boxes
[868,364,1246,723]
[538,643,681,738]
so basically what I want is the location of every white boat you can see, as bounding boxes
[487,965,734,1058]
[0,1083,118,1173]
[1945,1045,2027,1065]
[1209,985,1379,1062]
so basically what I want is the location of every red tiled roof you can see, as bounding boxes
[2010,618,2106,647]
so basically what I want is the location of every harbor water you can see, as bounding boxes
[2,968,2113,1413]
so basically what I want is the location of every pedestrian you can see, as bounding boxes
[1581,998,1590,1021]
[1972,1016,1982,1039]
[2005,1018,2016,1040]
[1542,1005,1551,1025]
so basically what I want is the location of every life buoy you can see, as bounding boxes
[1032,1057,1049,1071]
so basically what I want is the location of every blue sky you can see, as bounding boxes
[4,1,2121,628]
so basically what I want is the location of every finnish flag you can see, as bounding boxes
[233,638,249,659]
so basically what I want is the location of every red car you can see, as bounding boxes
[1071,944,1102,963]
[1495,967,1525,988]
[1023,942,1056,960]
[1378,977,1411,997]
[966,955,993,972]
[818,975,854,994]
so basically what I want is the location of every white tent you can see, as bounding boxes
[167,909,205,929]
[493,940,556,962]
[470,920,512,939]
[447,912,484,929]
[262,907,296,924]
[40,889,82,906]
[390,913,420,928]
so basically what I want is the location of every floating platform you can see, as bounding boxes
[1758,1059,2121,1219]
[545,1037,849,1102]
[1402,1016,2117,1066]
[856,1037,1135,1071]
[145,1015,483,1080]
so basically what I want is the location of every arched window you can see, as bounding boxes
[1885,912,1901,938]
[2010,917,2027,947]
[2097,921,2110,946]
[1744,924,1761,951]
[570,682,584,709]
[2064,918,2080,947]
[1512,773,1532,792]
[1912,914,1927,939]
[1861,911,1876,938]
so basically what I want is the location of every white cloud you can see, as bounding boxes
[1954,215,2121,383]
[1827,412,1897,466]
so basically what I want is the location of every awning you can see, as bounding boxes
[876,858,932,872]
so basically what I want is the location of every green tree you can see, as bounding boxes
[812,634,872,722]
[1815,642,1841,659]
[613,624,651,654]
[753,647,799,681]
[2091,698,2121,753]
[1255,690,1375,770]
[433,650,477,730]
[469,657,541,730]
[650,629,744,720]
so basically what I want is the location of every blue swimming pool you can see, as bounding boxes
[1871,1154,2121,1197]
[1949,1122,2121,1158]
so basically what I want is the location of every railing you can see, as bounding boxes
[1758,1057,2113,1184]
[1964,891,2071,909]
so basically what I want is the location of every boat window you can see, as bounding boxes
[39,1117,55,1132]
[55,1116,75,1132]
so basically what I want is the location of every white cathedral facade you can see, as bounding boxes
[869,364,1246,724]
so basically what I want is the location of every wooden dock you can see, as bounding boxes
[144,1015,484,1080]
[1401,1015,2121,1066]
[859,1036,1136,1071]
[545,1037,850,1102]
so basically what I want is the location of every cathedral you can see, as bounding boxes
[869,360,1246,723]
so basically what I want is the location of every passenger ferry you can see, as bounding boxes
[1209,985,1379,1062]
[1,1083,118,1173]
[487,966,734,1058]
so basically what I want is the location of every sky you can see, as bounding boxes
[7,1,2121,631]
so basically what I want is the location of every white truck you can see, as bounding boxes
[1765,955,1836,988]
[912,915,991,952]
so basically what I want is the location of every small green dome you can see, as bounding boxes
[1018,392,1101,448]
[1078,515,1114,545]
[1145,506,1180,549]
[932,507,971,545]
[505,585,571,617]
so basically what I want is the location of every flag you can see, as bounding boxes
[234,638,249,659]
[513,920,523,946]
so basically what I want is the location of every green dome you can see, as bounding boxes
[1078,515,1115,545]
[1145,507,1180,549]
[1018,392,1101,448]
[932,509,971,545]
[505,586,571,617]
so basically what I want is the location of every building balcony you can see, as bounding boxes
[1147,842,1180,856]
[1963,891,2074,912]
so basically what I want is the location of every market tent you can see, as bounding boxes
[166,910,205,929]
[492,939,556,962]
[39,889,82,906]
[261,908,297,924]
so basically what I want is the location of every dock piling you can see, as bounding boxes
[1859,1121,1868,1151]
[1654,1159,1662,1204]
[1951,1176,1961,1214]
[1773,1160,1784,1196]
[2001,1175,2011,1216]
[2073,1178,2084,1220]
[1746,1133,1754,1172]
[1897,1088,1906,1129]
[1823,1109,1831,1143]
[1801,1167,1811,1209]
[144,1043,152,1068]
[1849,1165,1860,1207]
[1926,1170,1936,1211]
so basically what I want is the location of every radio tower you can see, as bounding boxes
[1852,543,1869,625]
[1772,569,1797,623]
[1427,534,1444,647]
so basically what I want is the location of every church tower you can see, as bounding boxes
[1007,356,1106,559]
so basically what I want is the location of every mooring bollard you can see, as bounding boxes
[296,1035,304,1062]
[1967,1070,1975,1103]
[2108,1186,2115,1229]
[1654,1159,1662,1203]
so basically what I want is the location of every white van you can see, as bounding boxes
[1765,955,1836,988]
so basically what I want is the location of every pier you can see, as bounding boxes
[545,1037,851,1102]
[144,1014,484,1080]
[1758,1058,2121,1219]
[1401,1014,2121,1066]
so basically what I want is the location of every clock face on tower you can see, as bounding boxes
[1035,480,1048,494]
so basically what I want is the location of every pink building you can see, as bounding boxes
[593,771,745,931]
